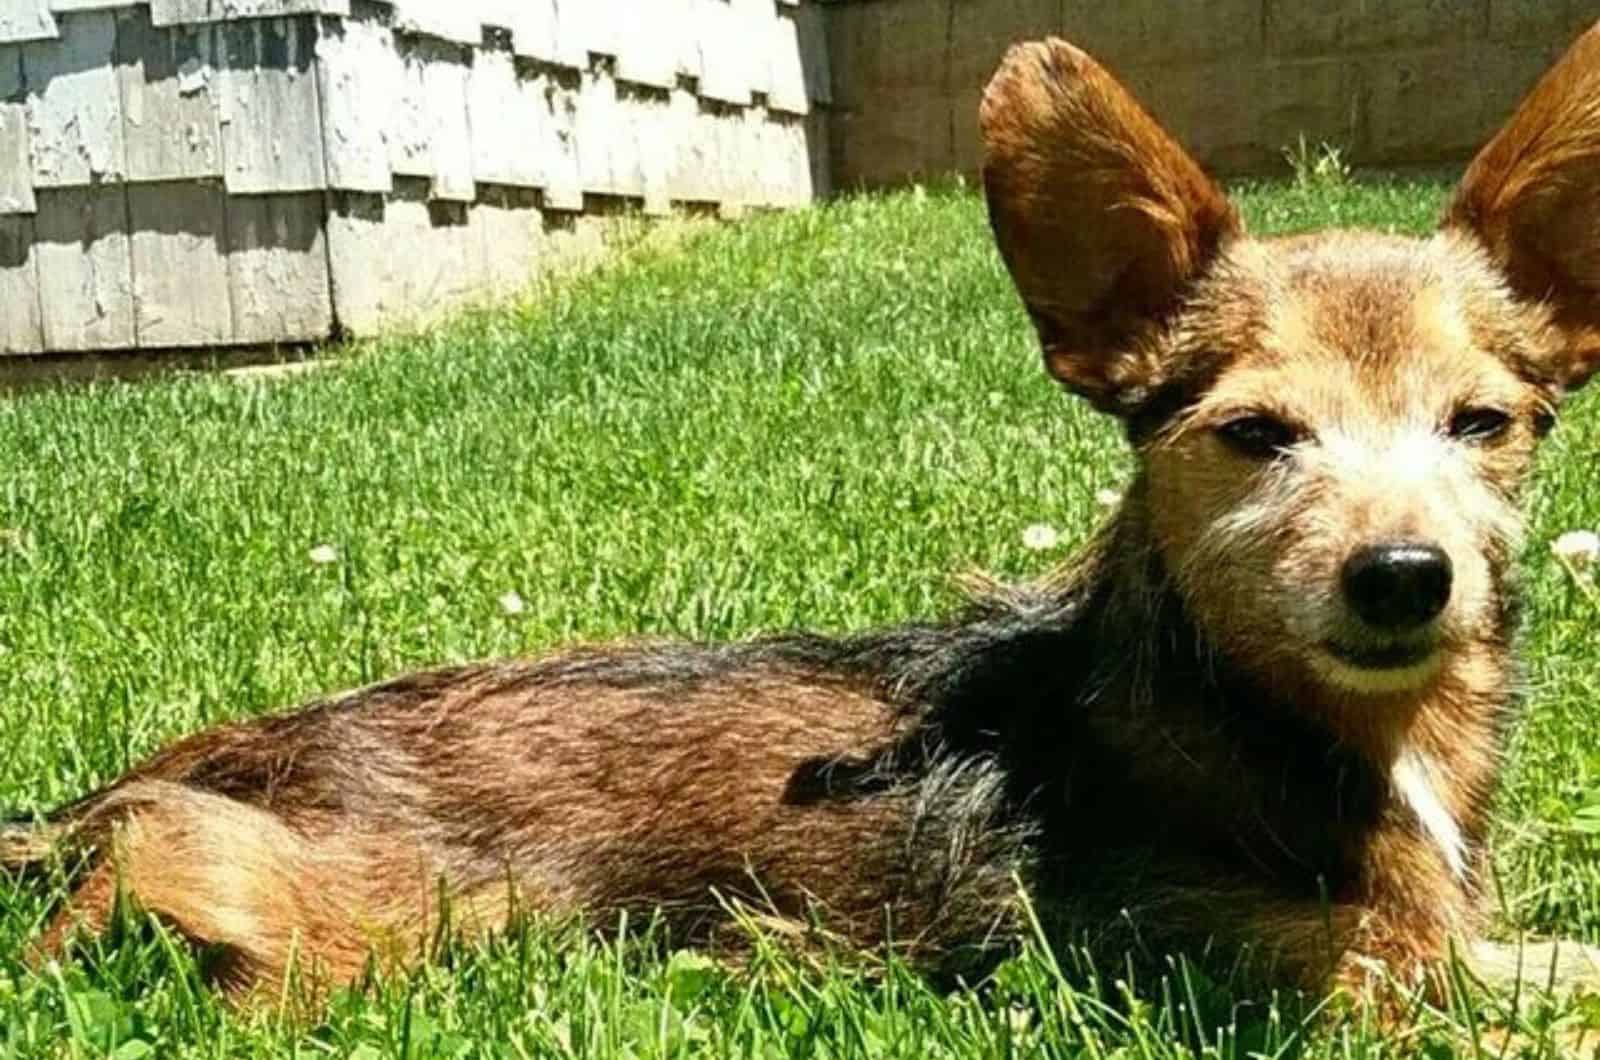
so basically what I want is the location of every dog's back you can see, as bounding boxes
[8,624,1057,990]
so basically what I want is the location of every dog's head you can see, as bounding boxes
[981,30,1600,701]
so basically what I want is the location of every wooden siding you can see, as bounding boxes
[0,0,831,353]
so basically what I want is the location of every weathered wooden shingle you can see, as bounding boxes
[504,0,585,69]
[326,184,478,334]
[666,86,713,204]
[48,1,145,12]
[226,190,332,343]
[23,11,127,186]
[385,0,480,47]
[538,69,584,211]
[315,16,395,193]
[386,37,431,179]
[0,49,36,215]
[762,111,812,206]
[467,44,543,188]
[0,215,44,352]
[694,0,750,105]
[0,110,35,214]
[470,185,543,298]
[150,0,350,27]
[626,89,671,214]
[0,0,58,46]
[575,0,621,63]
[32,184,135,350]
[216,16,326,193]
[128,180,232,345]
[421,45,474,200]
[115,9,224,181]
[4,0,830,355]
[737,0,775,99]
[767,8,809,115]
[614,0,682,90]
[577,67,626,196]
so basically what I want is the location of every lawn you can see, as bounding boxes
[1,173,1598,1057]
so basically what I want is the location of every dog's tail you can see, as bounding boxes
[8,782,400,993]
[0,811,70,873]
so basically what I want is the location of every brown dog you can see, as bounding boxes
[6,24,1600,1007]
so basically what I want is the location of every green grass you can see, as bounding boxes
[1,172,1598,1057]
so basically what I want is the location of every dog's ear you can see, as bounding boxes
[1445,21,1600,393]
[979,39,1240,415]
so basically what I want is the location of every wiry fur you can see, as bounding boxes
[1443,21,1600,390]
[8,21,1600,1013]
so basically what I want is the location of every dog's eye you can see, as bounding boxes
[1216,415,1299,459]
[1447,407,1512,443]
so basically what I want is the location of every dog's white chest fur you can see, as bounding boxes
[1391,750,1467,879]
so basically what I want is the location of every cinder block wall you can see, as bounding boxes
[825,0,1598,189]
[0,0,831,356]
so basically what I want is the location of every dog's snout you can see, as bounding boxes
[1340,543,1453,632]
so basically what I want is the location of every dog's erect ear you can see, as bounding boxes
[1445,21,1600,392]
[979,39,1240,415]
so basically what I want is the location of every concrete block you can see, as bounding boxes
[1265,0,1488,57]
[1061,0,1263,65]
[1359,44,1548,163]
[824,0,953,186]
[1488,0,1596,47]
[948,0,1059,176]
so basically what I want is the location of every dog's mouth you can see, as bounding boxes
[1321,637,1438,671]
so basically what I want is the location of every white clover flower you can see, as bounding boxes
[1552,529,1600,572]
[1021,523,1059,551]
[307,544,339,565]
[1094,488,1122,509]
[499,590,526,616]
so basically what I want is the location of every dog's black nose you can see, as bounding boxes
[1341,543,1453,632]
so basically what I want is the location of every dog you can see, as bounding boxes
[6,23,1600,1010]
